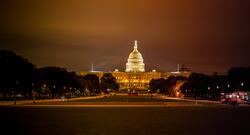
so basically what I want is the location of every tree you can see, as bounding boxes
[149,76,187,96]
[0,50,36,98]
[228,67,250,91]
[149,78,166,93]
[149,79,158,93]
[180,73,214,99]
[36,67,81,97]
[37,67,66,96]
[100,73,119,92]
[82,74,100,93]
[164,76,187,96]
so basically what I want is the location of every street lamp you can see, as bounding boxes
[31,83,35,103]
[14,81,19,105]
[32,90,36,103]
[52,85,56,98]
[69,87,72,97]
[12,90,16,105]
[241,82,244,87]
[207,87,211,99]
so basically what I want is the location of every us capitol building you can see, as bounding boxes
[80,40,191,90]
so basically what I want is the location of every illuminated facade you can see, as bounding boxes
[80,40,191,90]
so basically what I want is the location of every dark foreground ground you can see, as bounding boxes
[1,106,250,135]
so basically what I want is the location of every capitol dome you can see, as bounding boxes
[125,40,145,72]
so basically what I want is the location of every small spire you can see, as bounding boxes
[91,63,94,72]
[134,40,138,49]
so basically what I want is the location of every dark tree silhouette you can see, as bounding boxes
[100,73,119,92]
[149,76,187,95]
[180,73,229,100]
[180,73,211,99]
[36,67,81,98]
[149,78,166,93]
[164,76,187,96]
[0,50,36,99]
[228,67,250,91]
[82,74,100,93]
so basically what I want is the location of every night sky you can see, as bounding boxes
[1,0,250,74]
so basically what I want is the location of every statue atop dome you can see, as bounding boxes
[134,40,138,49]
[125,40,145,72]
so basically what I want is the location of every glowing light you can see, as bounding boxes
[176,91,180,97]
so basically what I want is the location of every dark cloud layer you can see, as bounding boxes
[1,0,250,74]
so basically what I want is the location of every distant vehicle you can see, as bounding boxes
[128,92,138,96]
[16,94,24,98]
[128,90,138,96]
[221,91,250,105]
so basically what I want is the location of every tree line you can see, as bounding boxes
[0,50,119,100]
[149,68,250,100]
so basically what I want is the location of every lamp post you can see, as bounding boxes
[193,89,197,104]
[216,86,219,99]
[14,81,19,105]
[148,90,153,99]
[69,87,72,98]
[42,84,47,98]
[32,90,35,103]
[240,82,244,91]
[208,87,210,99]
[53,85,56,98]
[12,90,16,105]
[225,84,230,93]
[32,83,35,103]
[194,89,196,100]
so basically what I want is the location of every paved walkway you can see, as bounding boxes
[0,94,221,107]
[155,94,221,104]
[0,95,105,106]
[19,104,202,107]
